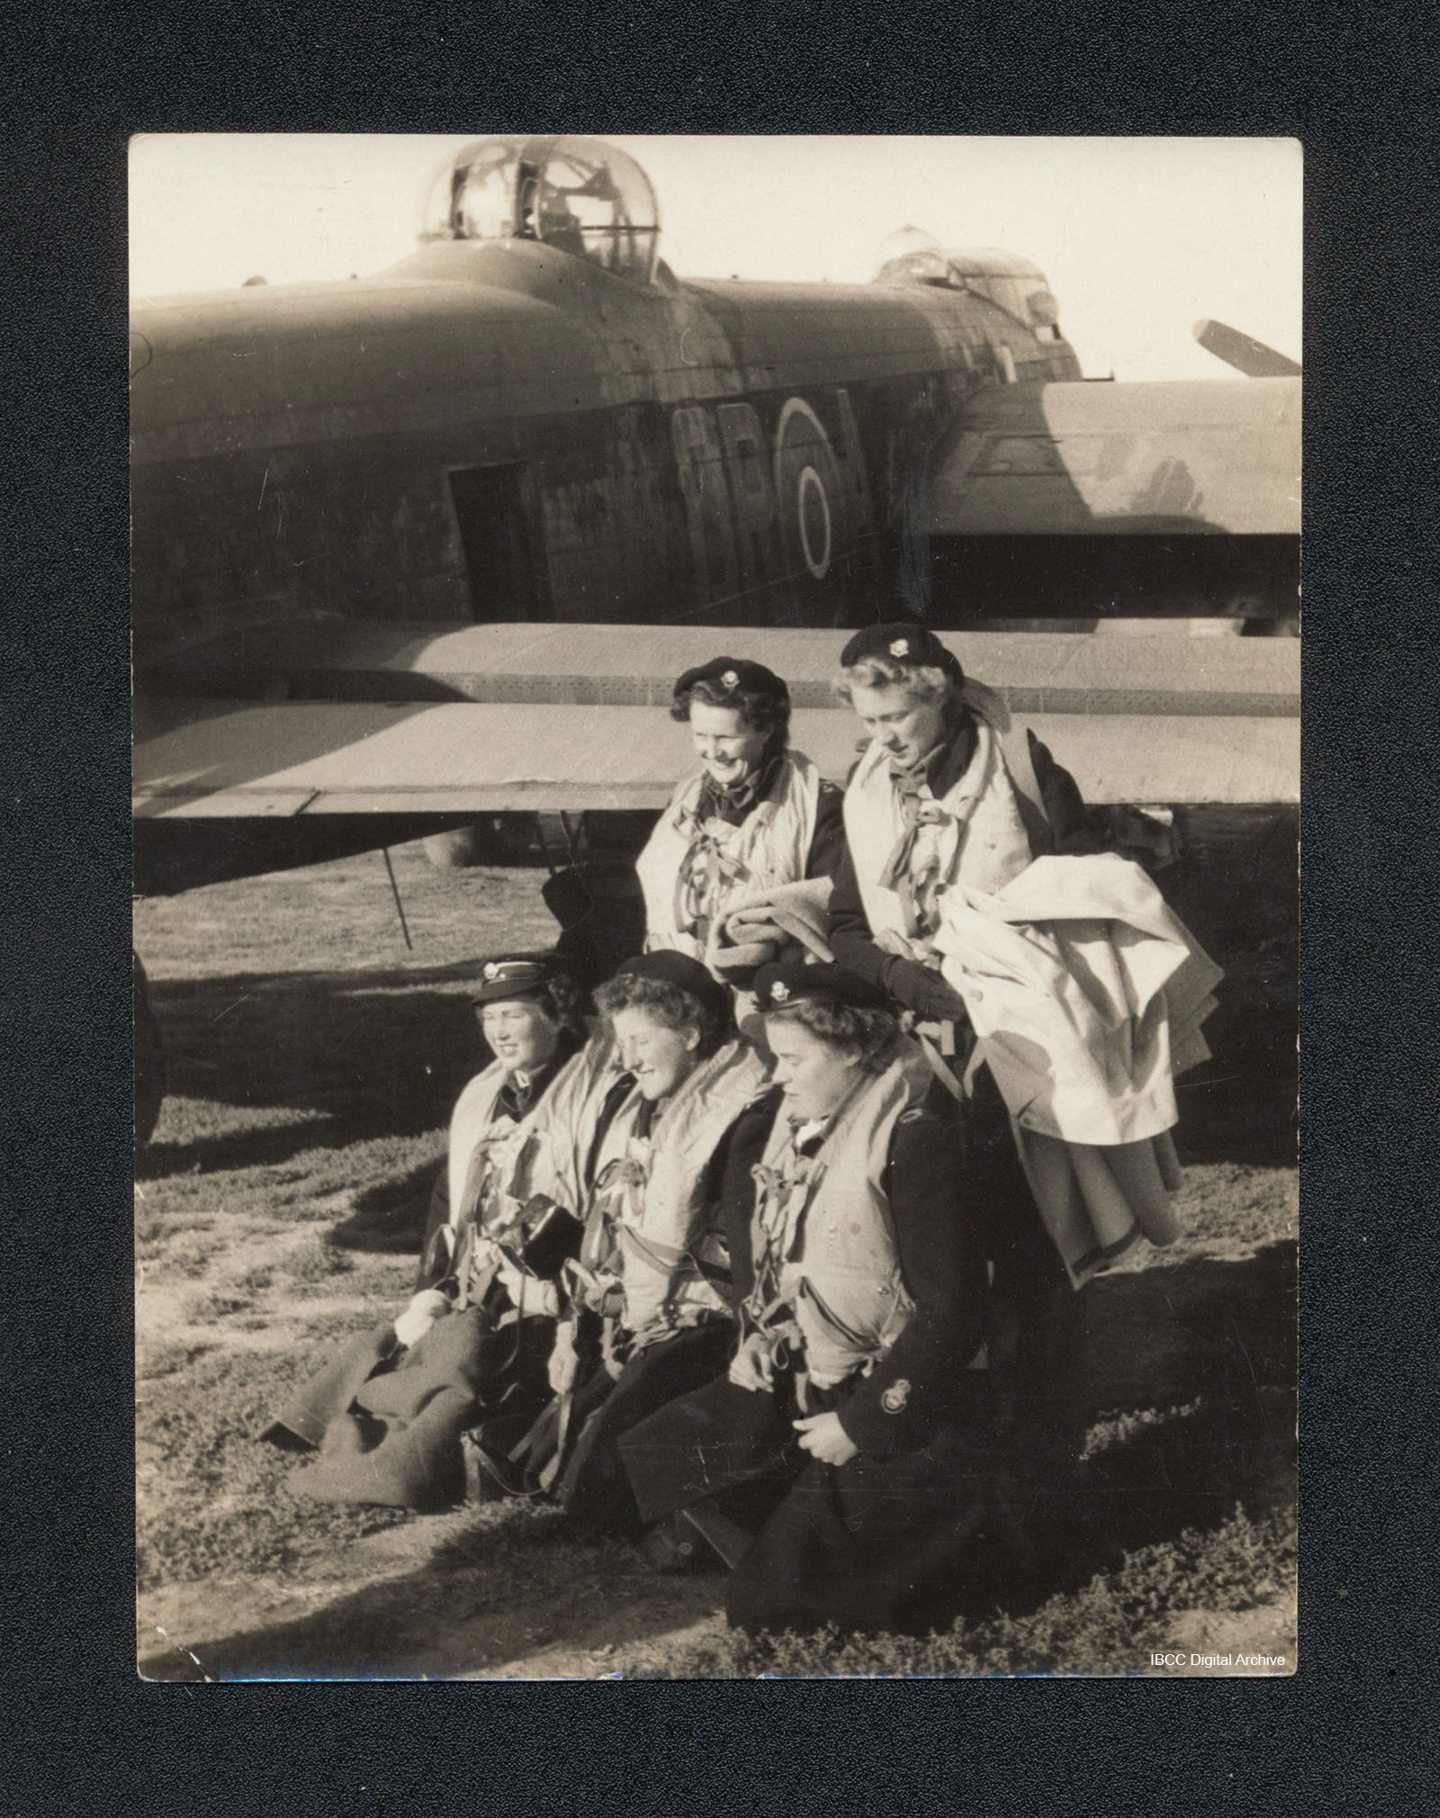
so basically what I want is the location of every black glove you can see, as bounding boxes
[880,955,971,1024]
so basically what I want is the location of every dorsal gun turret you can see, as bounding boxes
[873,227,1062,337]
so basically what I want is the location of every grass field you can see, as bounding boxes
[135,829,1298,1680]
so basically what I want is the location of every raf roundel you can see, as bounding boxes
[889,637,910,659]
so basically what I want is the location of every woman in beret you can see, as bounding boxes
[634,657,845,986]
[828,619,1088,1018]
[619,962,998,1634]
[516,949,771,1534]
[260,952,601,1512]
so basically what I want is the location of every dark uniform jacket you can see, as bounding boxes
[719,1084,988,1458]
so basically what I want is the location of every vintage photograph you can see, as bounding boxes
[132,133,1299,1680]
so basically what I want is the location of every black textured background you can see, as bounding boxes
[7,2,1437,1810]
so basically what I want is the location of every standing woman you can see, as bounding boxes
[635,657,844,983]
[523,951,770,1534]
[619,963,994,1635]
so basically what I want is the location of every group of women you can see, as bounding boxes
[264,622,1173,1637]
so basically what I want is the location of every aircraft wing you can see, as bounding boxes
[926,376,1300,537]
[134,621,1299,813]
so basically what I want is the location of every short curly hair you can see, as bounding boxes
[769,997,900,1073]
[670,674,791,749]
[594,972,730,1056]
[529,971,588,1038]
[831,656,957,710]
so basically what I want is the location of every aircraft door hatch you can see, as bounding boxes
[448,463,551,622]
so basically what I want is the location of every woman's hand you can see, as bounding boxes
[874,926,927,962]
[727,1330,776,1393]
[547,1317,581,1395]
[792,1410,860,1467]
[393,1289,450,1350]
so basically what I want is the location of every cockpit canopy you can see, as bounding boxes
[420,135,660,283]
[873,228,1062,334]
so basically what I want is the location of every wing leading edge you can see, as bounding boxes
[134,622,1299,812]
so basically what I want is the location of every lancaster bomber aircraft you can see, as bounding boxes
[132,134,1300,1125]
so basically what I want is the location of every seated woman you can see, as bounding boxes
[635,657,844,986]
[619,962,996,1636]
[518,950,770,1535]
[260,951,599,1512]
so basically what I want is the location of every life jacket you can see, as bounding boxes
[445,1054,588,1317]
[635,751,822,958]
[843,694,1048,946]
[447,1062,540,1228]
[522,1030,628,1223]
[580,1040,771,1341]
[748,1047,930,1389]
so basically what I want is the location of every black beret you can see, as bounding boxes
[611,949,732,1025]
[672,656,789,704]
[753,961,894,1016]
[469,951,571,1007]
[838,622,964,685]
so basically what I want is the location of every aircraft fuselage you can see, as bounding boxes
[131,238,1080,660]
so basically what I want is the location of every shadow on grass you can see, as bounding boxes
[329,1160,440,1255]
[138,1241,1296,1681]
[144,962,487,1172]
[1162,811,1298,1170]
[989,1237,1297,1615]
[137,1116,353,1179]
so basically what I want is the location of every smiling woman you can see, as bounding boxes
[513,951,768,1536]
[634,656,845,988]
[256,949,589,1512]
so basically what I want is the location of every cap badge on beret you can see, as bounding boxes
[721,668,739,689]
[889,637,910,658]
[483,961,500,981]
[769,979,791,1003]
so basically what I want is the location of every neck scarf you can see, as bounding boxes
[672,750,784,944]
[876,715,977,934]
[693,747,780,827]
